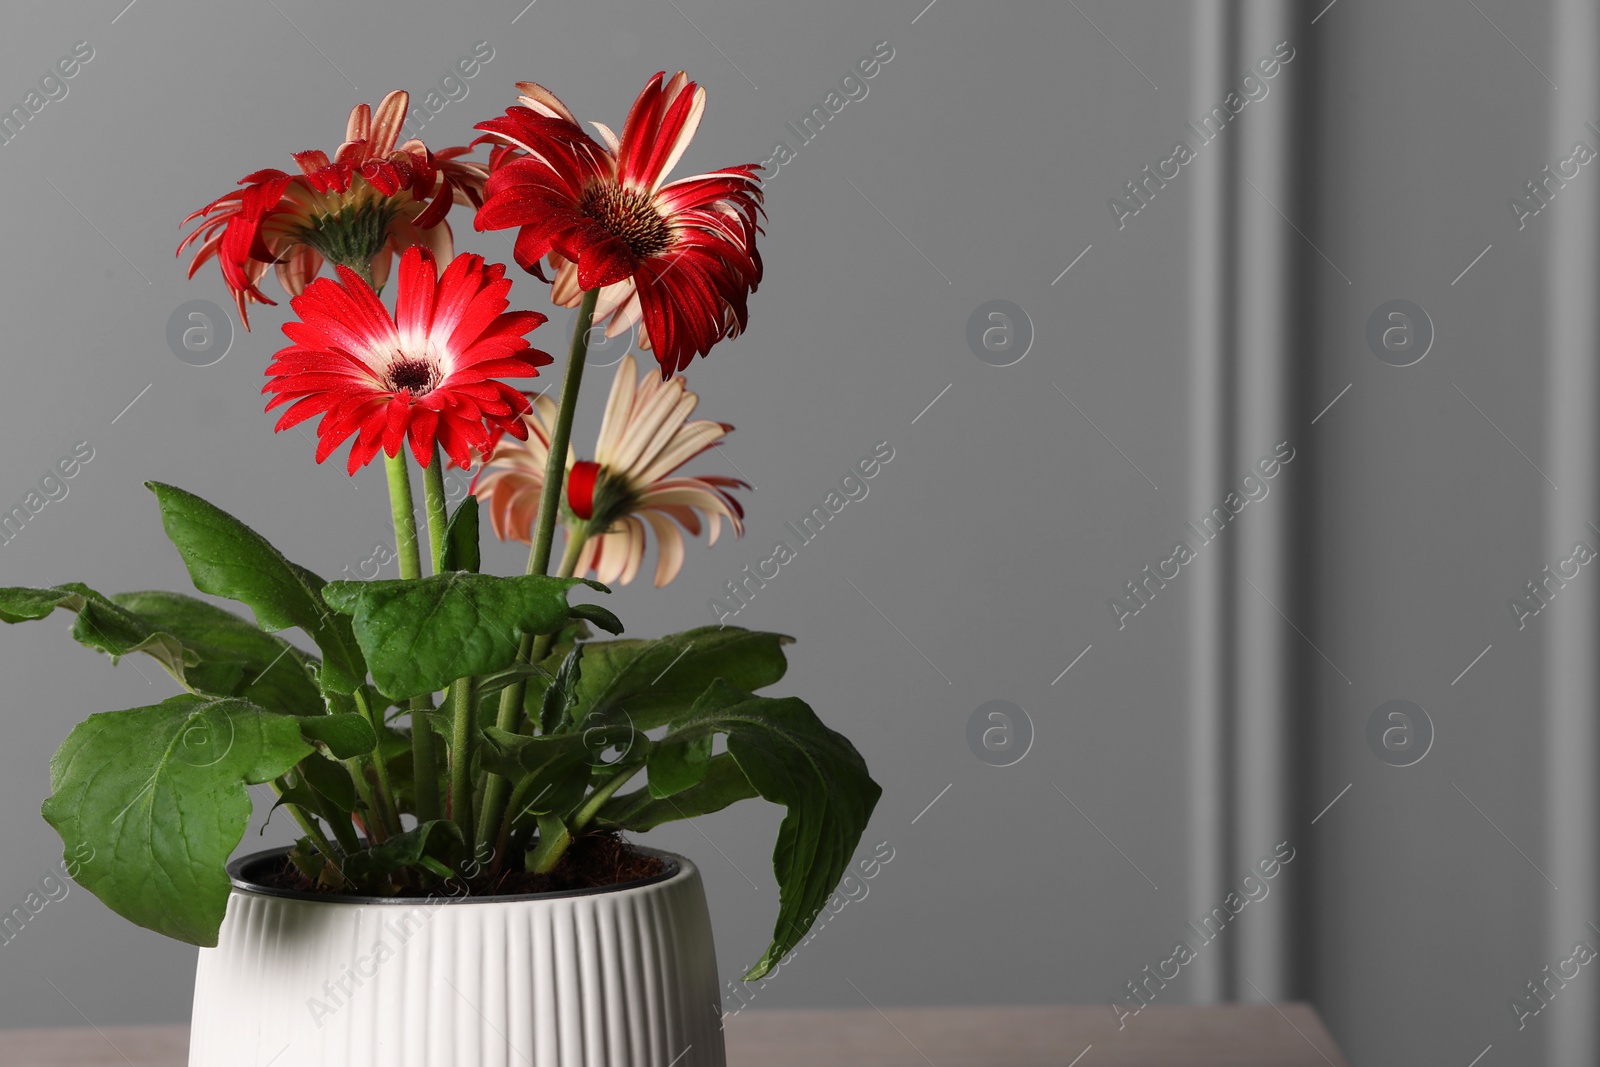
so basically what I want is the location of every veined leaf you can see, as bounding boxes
[297,712,377,759]
[598,753,759,831]
[41,694,311,945]
[649,680,881,980]
[110,591,322,715]
[569,627,792,732]
[146,482,367,694]
[0,583,198,687]
[321,572,616,700]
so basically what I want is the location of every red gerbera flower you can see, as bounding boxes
[473,72,764,376]
[180,90,489,328]
[265,247,552,474]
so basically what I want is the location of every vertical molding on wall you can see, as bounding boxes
[1546,2,1599,1063]
[1189,0,1310,1004]
[1188,0,1240,1004]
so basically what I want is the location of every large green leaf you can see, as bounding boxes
[598,753,759,831]
[645,680,881,980]
[321,573,618,700]
[480,727,584,781]
[0,583,198,686]
[146,482,366,694]
[41,694,312,946]
[295,752,357,812]
[570,627,792,731]
[110,591,323,715]
[297,712,377,759]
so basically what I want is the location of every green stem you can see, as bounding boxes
[383,452,424,577]
[533,755,648,874]
[527,526,591,664]
[385,452,443,824]
[477,288,600,858]
[528,286,601,578]
[308,777,364,856]
[423,444,480,845]
[350,688,400,838]
[422,448,450,569]
[571,756,648,833]
[339,754,385,843]
[450,675,477,843]
[272,780,350,886]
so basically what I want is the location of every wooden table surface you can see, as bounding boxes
[2,1004,1349,1066]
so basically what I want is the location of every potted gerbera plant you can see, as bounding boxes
[11,76,880,1067]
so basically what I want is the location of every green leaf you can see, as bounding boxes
[321,573,615,700]
[480,727,583,781]
[440,497,482,574]
[145,482,366,694]
[0,583,199,686]
[652,680,881,980]
[297,754,356,812]
[647,731,714,799]
[298,713,377,759]
[539,645,584,735]
[110,591,323,715]
[599,753,759,832]
[571,627,792,732]
[41,694,312,946]
[567,603,624,636]
[476,663,553,706]
[344,820,463,885]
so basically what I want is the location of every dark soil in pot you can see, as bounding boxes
[242,833,670,900]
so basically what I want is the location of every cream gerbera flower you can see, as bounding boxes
[474,353,746,586]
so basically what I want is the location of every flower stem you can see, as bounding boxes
[384,452,442,824]
[476,287,600,860]
[450,675,477,843]
[384,452,424,577]
[422,449,450,568]
[349,688,400,840]
[527,526,590,663]
[529,286,601,578]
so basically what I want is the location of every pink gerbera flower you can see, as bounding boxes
[474,353,746,586]
[179,91,488,328]
[265,247,552,473]
[473,73,764,377]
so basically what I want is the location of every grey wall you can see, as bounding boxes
[0,1,1590,1064]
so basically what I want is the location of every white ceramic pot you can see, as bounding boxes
[188,846,726,1067]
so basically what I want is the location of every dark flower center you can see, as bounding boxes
[580,183,672,260]
[388,357,438,395]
